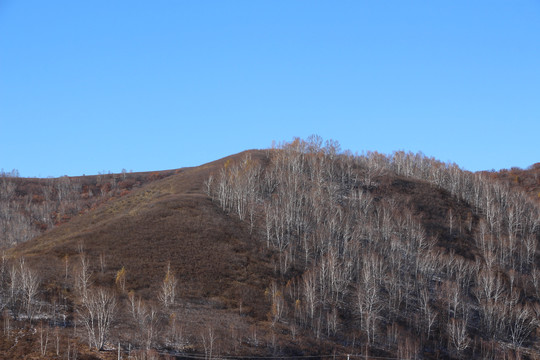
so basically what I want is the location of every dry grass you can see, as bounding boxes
[5,149,518,358]
[7,150,278,357]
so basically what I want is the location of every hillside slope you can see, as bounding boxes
[13,149,274,307]
[492,163,540,204]
[0,168,176,247]
[4,150,278,358]
[2,140,539,359]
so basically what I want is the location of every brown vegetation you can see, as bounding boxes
[0,138,538,359]
[0,169,176,248]
[490,163,540,204]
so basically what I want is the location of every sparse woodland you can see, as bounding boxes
[0,137,539,359]
[0,170,176,359]
[208,136,540,359]
[0,170,170,248]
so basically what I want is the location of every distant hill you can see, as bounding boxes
[491,163,540,203]
[0,168,176,247]
[0,139,539,359]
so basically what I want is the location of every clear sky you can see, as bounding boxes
[1,1,539,177]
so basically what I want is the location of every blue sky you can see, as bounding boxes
[1,1,539,177]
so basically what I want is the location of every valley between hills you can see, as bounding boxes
[1,137,539,359]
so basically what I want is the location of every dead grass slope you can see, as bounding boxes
[10,150,274,318]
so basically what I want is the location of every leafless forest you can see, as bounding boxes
[208,137,540,359]
[0,137,539,359]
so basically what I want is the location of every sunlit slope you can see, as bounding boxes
[8,143,539,359]
[11,150,272,311]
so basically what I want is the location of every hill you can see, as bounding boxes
[491,163,540,204]
[0,138,539,359]
[13,150,274,311]
[0,168,176,247]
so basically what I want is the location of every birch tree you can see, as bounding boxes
[78,287,117,350]
[19,259,39,322]
[158,262,177,308]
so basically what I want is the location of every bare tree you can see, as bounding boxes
[268,282,285,326]
[75,253,92,301]
[524,234,536,269]
[38,321,49,357]
[127,292,162,350]
[158,262,177,308]
[475,268,506,304]
[201,325,217,360]
[302,270,317,322]
[19,258,40,322]
[77,287,117,350]
[356,266,382,345]
[508,304,537,348]
[142,306,160,350]
[448,316,470,358]
[419,287,437,338]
